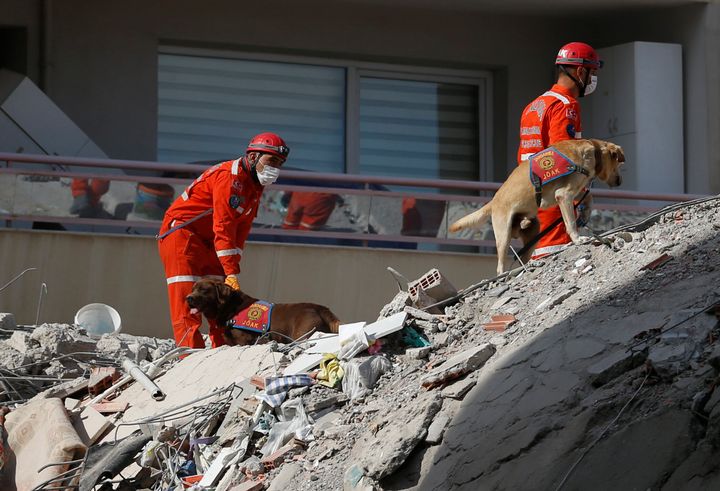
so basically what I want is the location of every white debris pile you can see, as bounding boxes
[0,320,174,404]
[0,195,719,490]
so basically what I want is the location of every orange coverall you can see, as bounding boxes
[517,83,583,258]
[281,192,337,230]
[157,158,262,348]
[70,178,110,206]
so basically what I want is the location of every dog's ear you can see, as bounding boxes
[614,146,625,163]
[589,140,606,178]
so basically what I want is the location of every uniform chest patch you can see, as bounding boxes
[229,195,245,209]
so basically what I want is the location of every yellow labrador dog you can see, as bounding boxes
[449,139,625,274]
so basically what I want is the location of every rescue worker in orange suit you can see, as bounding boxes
[157,132,289,348]
[281,191,338,231]
[517,41,602,258]
[70,178,110,217]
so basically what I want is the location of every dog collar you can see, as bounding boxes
[228,300,274,335]
[528,147,590,206]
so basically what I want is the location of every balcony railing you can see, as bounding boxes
[0,152,706,251]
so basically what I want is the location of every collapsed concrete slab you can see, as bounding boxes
[421,344,496,388]
[350,392,442,479]
[103,345,283,442]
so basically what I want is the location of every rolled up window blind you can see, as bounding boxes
[157,53,345,172]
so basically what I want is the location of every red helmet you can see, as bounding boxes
[246,132,290,160]
[555,42,603,69]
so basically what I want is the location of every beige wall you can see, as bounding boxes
[0,229,496,338]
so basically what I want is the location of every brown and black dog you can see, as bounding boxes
[186,277,340,346]
[449,139,625,274]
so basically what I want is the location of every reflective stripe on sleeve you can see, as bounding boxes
[216,248,243,258]
[544,90,570,105]
[231,159,240,175]
[181,191,189,200]
[166,274,224,285]
[520,153,534,161]
[166,275,201,285]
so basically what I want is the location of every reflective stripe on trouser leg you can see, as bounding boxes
[158,225,224,348]
[167,281,205,349]
[532,205,571,260]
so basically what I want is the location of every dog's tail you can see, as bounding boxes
[448,202,492,232]
[318,307,341,334]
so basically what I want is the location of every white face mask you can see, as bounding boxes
[256,165,280,186]
[584,75,598,96]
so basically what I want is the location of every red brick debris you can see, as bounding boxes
[640,253,673,271]
[483,314,517,333]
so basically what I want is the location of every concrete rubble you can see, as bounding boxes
[0,196,719,489]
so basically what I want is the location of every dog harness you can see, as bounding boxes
[528,147,591,206]
[228,300,274,335]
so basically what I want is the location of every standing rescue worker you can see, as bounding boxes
[517,42,602,258]
[157,132,289,348]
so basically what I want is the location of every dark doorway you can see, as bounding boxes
[0,26,28,75]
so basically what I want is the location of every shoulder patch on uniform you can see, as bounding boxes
[566,107,577,120]
[566,123,576,138]
[229,195,245,209]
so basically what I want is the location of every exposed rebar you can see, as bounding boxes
[35,282,47,326]
[0,267,38,294]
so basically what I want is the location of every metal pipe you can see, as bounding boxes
[121,358,165,401]
[0,268,38,294]
[1,151,707,199]
[35,282,47,326]
[87,347,198,406]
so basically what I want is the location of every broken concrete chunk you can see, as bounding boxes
[304,392,349,413]
[432,332,450,348]
[708,345,720,372]
[31,323,97,354]
[0,313,16,330]
[267,462,302,491]
[535,287,578,312]
[588,349,648,387]
[425,414,451,444]
[73,405,113,445]
[378,291,412,319]
[406,346,432,359]
[441,376,477,400]
[6,331,37,353]
[322,424,354,439]
[421,344,496,389]
[487,285,510,297]
[354,393,442,479]
[404,306,442,322]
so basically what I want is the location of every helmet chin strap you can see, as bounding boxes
[560,65,589,97]
[247,154,261,184]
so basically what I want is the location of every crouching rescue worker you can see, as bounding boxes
[157,132,289,348]
[517,41,602,258]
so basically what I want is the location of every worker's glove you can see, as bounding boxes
[224,275,241,291]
